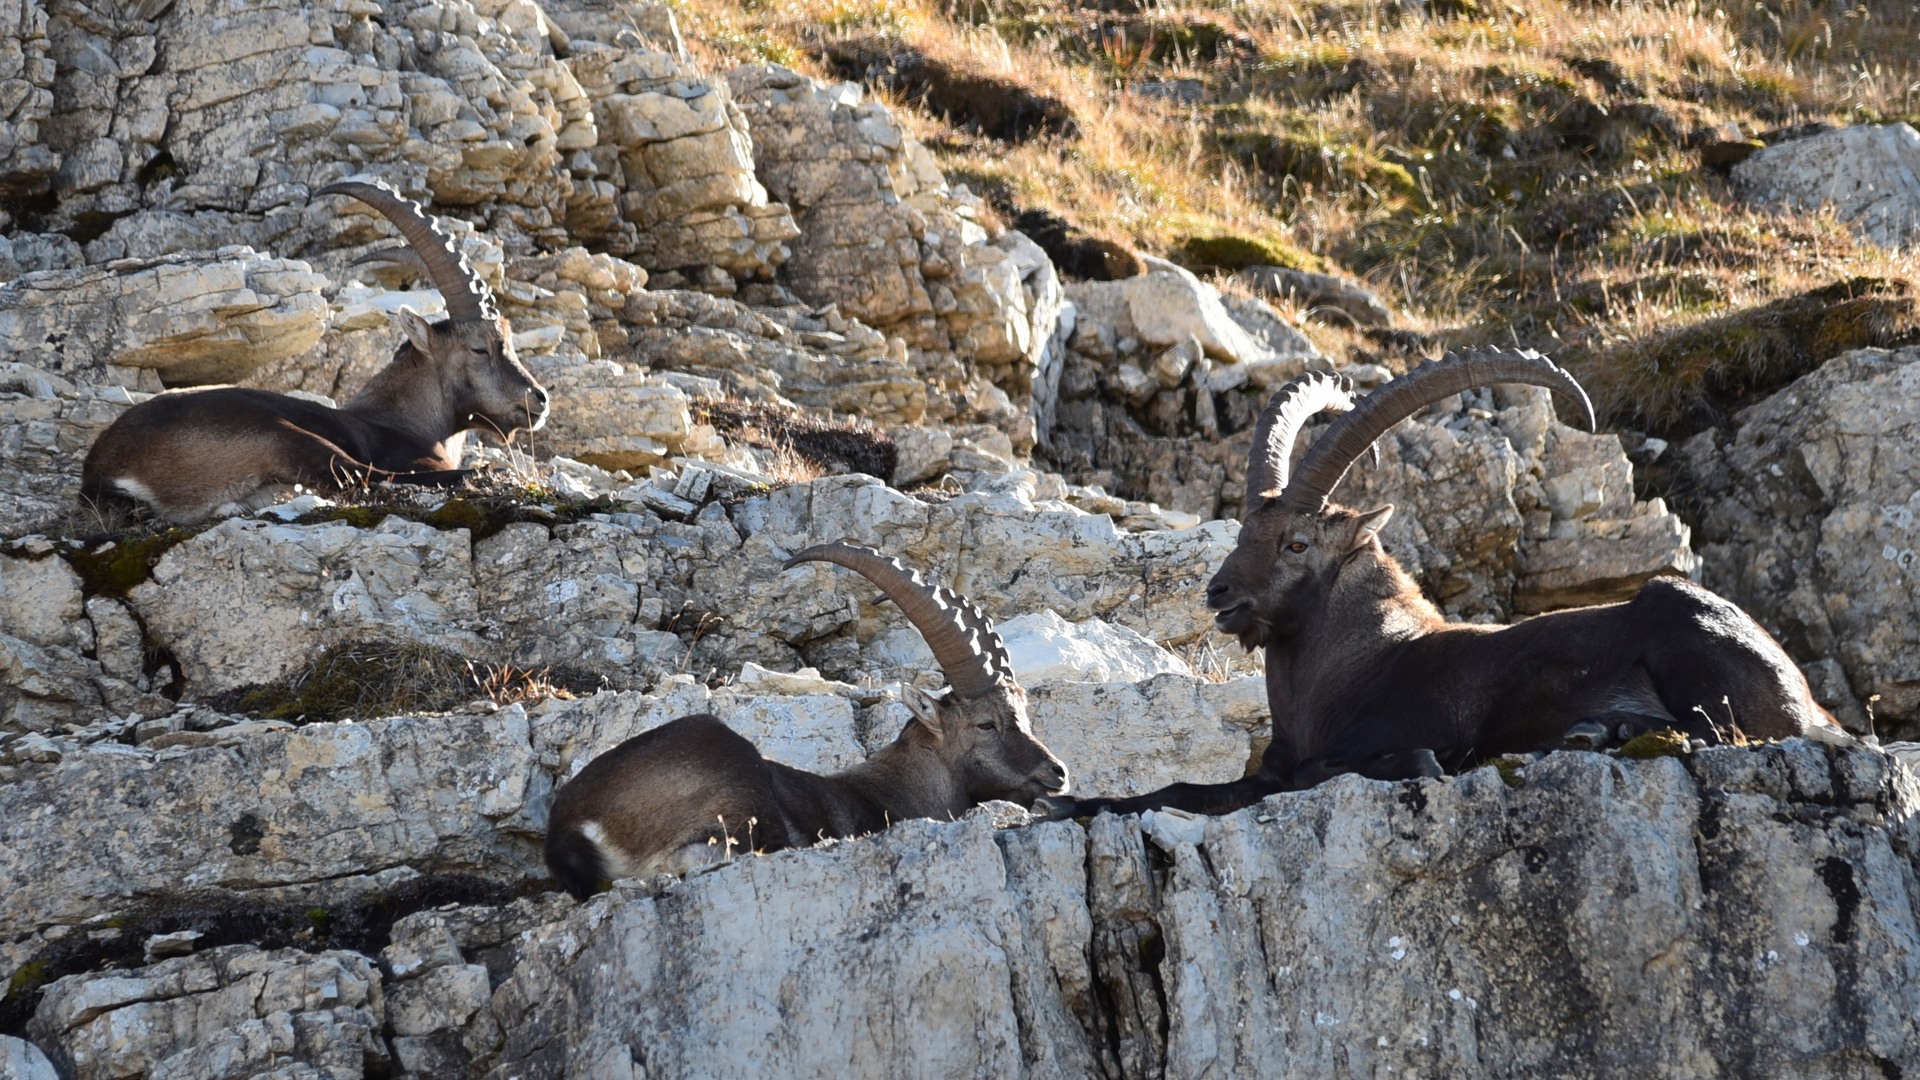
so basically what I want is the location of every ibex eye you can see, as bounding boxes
[471,347,489,356]
[976,722,996,731]
[1287,541,1308,553]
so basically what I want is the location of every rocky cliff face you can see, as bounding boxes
[9,738,1920,1079]
[5,0,1920,1073]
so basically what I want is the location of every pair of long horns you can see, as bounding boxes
[314,178,499,324]
[784,543,1014,701]
[1245,346,1596,517]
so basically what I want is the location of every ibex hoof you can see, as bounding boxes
[1408,748,1443,778]
[1033,795,1081,821]
[1563,720,1611,750]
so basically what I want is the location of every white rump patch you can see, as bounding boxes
[113,477,157,503]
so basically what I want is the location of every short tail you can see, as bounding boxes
[544,828,609,902]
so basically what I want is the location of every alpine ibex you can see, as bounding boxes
[1042,347,1833,819]
[544,543,1069,900]
[81,178,548,523]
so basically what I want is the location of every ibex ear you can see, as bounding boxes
[391,305,435,354]
[901,685,946,744]
[1352,504,1393,549]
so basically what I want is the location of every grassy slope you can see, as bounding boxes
[673,0,1920,434]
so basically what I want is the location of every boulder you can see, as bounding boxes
[0,249,329,388]
[27,947,387,1080]
[129,515,485,695]
[0,364,142,533]
[995,608,1191,686]
[1236,265,1394,327]
[0,1037,57,1080]
[0,707,542,941]
[1732,123,1920,249]
[1674,346,1920,734]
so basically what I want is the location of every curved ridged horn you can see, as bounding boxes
[1243,371,1356,518]
[347,245,432,279]
[314,178,497,323]
[783,543,1005,700]
[1280,346,1595,514]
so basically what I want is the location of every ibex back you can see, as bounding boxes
[1044,348,1833,820]
[82,178,548,523]
[545,544,1068,900]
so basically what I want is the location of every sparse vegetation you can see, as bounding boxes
[694,400,898,483]
[677,0,1920,427]
[216,640,593,724]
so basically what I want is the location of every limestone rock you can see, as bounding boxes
[129,515,483,695]
[995,608,1192,686]
[1236,265,1394,327]
[1733,123,1920,249]
[1674,346,1920,734]
[524,357,695,470]
[566,31,798,277]
[0,0,57,193]
[727,63,1029,376]
[0,364,142,533]
[1067,267,1307,368]
[625,287,927,424]
[0,549,85,650]
[0,707,540,940]
[1029,674,1266,798]
[0,249,329,388]
[0,1036,57,1080]
[27,947,387,1080]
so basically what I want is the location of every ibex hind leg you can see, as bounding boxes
[1631,578,1823,741]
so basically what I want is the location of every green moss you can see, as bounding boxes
[306,907,331,935]
[1616,729,1692,760]
[6,958,48,1002]
[1177,233,1324,274]
[1491,756,1528,788]
[65,528,196,597]
[423,497,491,534]
[295,505,391,530]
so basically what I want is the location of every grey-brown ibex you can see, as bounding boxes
[1042,347,1834,819]
[544,543,1069,900]
[82,178,548,523]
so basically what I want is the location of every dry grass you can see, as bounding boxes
[675,0,1920,427]
[217,640,592,724]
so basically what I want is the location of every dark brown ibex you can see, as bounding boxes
[544,543,1069,900]
[81,178,548,523]
[1043,347,1834,819]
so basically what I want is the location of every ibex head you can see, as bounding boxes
[1209,348,1595,650]
[784,543,1070,804]
[318,179,549,441]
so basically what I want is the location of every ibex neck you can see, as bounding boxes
[343,351,462,448]
[1267,548,1444,755]
[831,740,968,824]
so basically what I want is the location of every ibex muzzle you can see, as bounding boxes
[544,544,1068,900]
[1044,347,1835,821]
[81,178,548,523]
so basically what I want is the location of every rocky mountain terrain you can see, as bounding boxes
[3,0,1920,1074]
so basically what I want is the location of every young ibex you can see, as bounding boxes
[544,543,1070,900]
[81,178,549,523]
[1043,347,1834,819]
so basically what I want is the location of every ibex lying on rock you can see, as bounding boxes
[1043,347,1833,819]
[544,543,1069,900]
[81,179,548,523]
